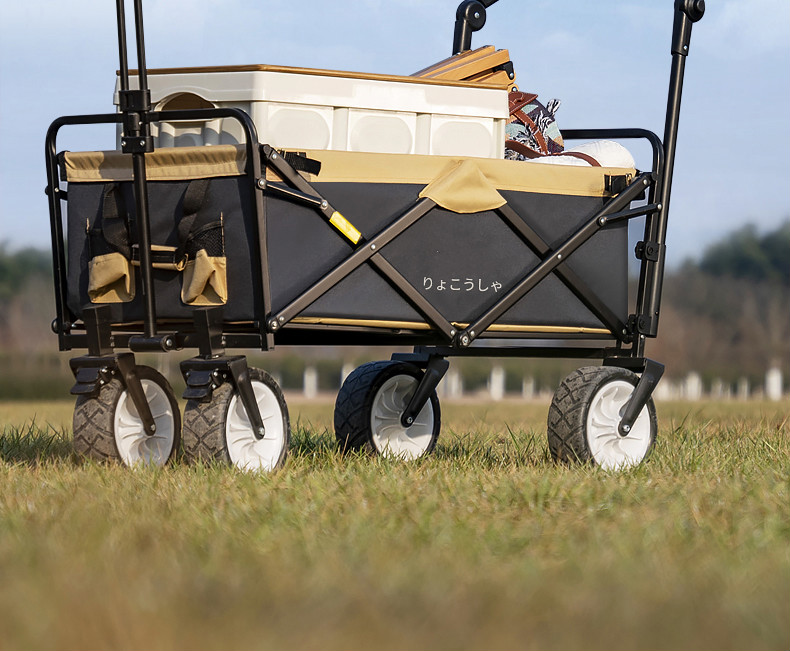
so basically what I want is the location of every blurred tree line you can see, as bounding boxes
[0,244,53,352]
[0,220,787,395]
[649,221,789,385]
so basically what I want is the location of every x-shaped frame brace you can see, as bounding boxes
[262,146,655,348]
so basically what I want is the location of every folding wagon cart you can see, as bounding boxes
[45,0,705,471]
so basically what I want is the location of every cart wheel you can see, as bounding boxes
[334,361,440,460]
[547,366,657,470]
[182,367,289,472]
[73,365,181,466]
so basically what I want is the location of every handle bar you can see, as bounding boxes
[452,0,499,55]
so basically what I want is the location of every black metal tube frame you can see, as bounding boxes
[46,1,701,372]
[48,121,666,366]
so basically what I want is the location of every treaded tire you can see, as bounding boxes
[547,366,657,470]
[334,361,440,459]
[73,365,181,466]
[182,367,289,472]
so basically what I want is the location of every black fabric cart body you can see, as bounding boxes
[44,0,705,470]
[60,145,633,338]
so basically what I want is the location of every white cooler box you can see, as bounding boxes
[117,65,508,158]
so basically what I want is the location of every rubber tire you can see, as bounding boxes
[181,367,289,472]
[73,365,181,466]
[547,366,657,469]
[334,360,440,459]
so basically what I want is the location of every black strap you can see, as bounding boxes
[100,183,132,258]
[97,178,212,264]
[175,178,212,263]
[177,178,210,246]
[276,149,322,176]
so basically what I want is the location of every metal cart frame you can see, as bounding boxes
[44,0,705,469]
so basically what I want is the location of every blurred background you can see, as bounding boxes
[2,220,787,402]
[0,0,788,402]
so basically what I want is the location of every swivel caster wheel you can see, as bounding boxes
[334,361,440,460]
[548,366,657,470]
[73,365,181,466]
[182,367,289,472]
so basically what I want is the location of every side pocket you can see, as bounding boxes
[181,215,227,306]
[88,251,135,303]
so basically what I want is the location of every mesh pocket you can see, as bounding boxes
[186,221,224,258]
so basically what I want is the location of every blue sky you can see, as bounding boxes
[1,0,788,267]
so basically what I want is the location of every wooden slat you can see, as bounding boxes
[125,63,508,90]
[464,69,515,88]
[420,49,511,81]
[412,46,515,90]
[411,45,497,77]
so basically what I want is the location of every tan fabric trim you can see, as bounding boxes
[131,244,186,271]
[418,159,505,213]
[292,317,433,330]
[300,149,635,198]
[484,324,611,334]
[64,145,634,198]
[125,64,510,90]
[291,316,611,335]
[62,145,246,182]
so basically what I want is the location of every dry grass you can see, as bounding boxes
[1,398,788,651]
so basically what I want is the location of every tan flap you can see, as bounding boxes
[418,159,505,213]
[61,145,246,182]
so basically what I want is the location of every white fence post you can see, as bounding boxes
[766,366,783,401]
[441,369,463,399]
[490,365,505,401]
[683,372,702,401]
[521,377,535,400]
[303,365,318,399]
[341,363,355,386]
[737,377,750,401]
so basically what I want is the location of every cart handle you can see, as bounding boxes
[672,0,705,55]
[452,0,499,55]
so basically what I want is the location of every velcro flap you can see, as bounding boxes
[419,159,505,213]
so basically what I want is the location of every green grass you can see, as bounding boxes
[1,400,788,651]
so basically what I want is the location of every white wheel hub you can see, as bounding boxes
[226,380,286,472]
[586,379,652,470]
[114,379,176,466]
[370,374,434,460]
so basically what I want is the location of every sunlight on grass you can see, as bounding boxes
[1,399,788,650]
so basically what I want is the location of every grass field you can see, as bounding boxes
[1,397,788,651]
